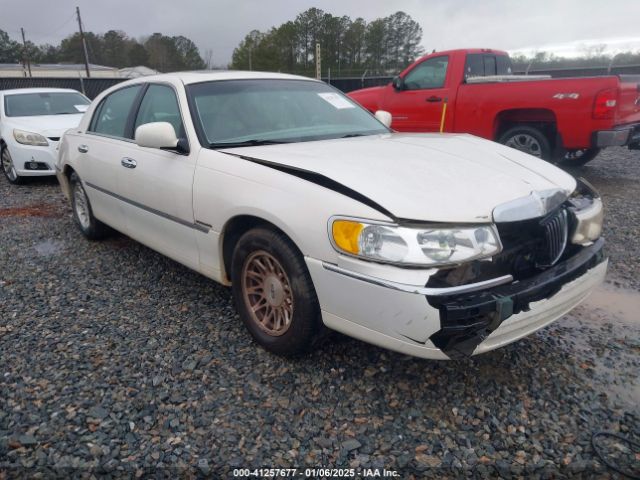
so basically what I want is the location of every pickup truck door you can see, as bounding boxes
[383,55,451,131]
[78,84,145,234]
[117,83,200,271]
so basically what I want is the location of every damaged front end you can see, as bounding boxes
[426,179,606,360]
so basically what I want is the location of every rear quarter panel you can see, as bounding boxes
[454,76,621,148]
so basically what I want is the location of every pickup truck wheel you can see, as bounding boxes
[70,172,110,240]
[231,228,323,356]
[498,126,551,160]
[1,147,24,185]
[559,148,601,167]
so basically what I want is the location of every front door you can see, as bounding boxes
[381,55,450,132]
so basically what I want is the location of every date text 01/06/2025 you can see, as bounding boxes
[232,468,401,478]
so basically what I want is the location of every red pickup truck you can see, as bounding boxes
[348,49,640,165]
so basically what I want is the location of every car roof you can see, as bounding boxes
[119,70,322,87]
[0,88,82,96]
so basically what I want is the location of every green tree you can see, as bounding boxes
[0,29,21,63]
[172,35,206,70]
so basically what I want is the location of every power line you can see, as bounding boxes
[25,13,76,42]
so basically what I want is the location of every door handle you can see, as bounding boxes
[121,157,137,169]
[78,144,89,153]
[426,96,442,103]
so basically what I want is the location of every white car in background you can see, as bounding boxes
[56,72,606,360]
[0,88,90,184]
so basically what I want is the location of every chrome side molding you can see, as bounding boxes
[322,262,513,296]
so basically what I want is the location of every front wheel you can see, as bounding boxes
[231,227,323,356]
[1,147,23,185]
[70,172,110,240]
[498,126,551,160]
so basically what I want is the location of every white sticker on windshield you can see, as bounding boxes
[317,92,355,109]
[74,104,89,113]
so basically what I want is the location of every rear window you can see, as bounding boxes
[464,54,512,80]
[4,92,89,117]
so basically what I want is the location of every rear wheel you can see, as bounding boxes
[231,227,323,356]
[559,148,601,167]
[70,172,110,240]
[1,147,23,185]
[498,125,551,160]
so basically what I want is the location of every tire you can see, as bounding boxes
[230,227,323,356]
[1,146,24,185]
[498,125,552,161]
[558,148,601,167]
[69,172,110,240]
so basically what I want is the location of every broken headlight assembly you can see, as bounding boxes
[567,178,603,246]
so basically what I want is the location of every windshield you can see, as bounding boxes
[4,92,90,117]
[187,79,389,148]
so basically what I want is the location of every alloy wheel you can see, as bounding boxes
[504,134,542,158]
[1,149,18,181]
[241,250,294,336]
[73,181,91,230]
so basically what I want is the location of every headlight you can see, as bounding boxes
[13,129,49,146]
[568,178,603,245]
[330,218,501,266]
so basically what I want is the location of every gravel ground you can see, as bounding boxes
[1,147,639,479]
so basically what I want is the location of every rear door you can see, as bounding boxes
[117,82,200,270]
[80,84,144,233]
[381,55,450,131]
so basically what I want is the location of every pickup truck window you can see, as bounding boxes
[89,85,142,139]
[465,54,513,79]
[134,84,185,138]
[404,56,449,90]
[188,79,388,147]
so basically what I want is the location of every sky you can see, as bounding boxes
[1,0,639,65]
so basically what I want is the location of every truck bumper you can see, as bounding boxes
[594,124,640,148]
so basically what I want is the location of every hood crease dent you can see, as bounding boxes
[219,133,576,223]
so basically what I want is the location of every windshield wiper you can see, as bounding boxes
[340,133,369,138]
[209,139,291,149]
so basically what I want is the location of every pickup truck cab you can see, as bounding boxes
[348,49,640,165]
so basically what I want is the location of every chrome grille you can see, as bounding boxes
[537,208,568,267]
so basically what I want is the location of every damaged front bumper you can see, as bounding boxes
[428,238,606,359]
[306,238,606,361]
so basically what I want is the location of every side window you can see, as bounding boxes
[404,56,449,90]
[90,85,142,138]
[134,84,185,138]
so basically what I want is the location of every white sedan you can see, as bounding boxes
[56,72,606,360]
[1,88,90,184]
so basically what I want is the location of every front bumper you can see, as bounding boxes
[594,124,640,148]
[306,239,606,360]
[7,141,58,177]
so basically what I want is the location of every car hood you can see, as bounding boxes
[221,133,576,223]
[8,114,84,138]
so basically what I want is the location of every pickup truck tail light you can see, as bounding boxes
[592,88,618,119]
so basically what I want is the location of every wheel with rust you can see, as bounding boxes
[231,227,323,356]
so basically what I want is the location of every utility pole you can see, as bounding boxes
[76,6,91,77]
[315,43,321,80]
[20,28,32,78]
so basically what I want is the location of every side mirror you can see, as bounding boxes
[374,110,393,128]
[135,122,179,149]
[392,76,405,91]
